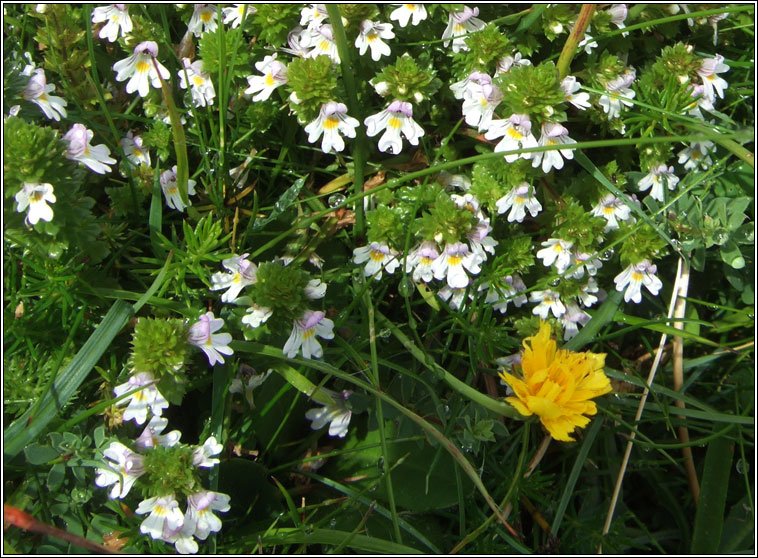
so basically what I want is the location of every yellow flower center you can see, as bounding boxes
[324,116,339,130]
[514,195,525,204]
[370,250,385,262]
[265,73,275,87]
[631,271,643,282]
[193,76,205,86]
[303,328,316,339]
[388,116,402,129]
[448,255,462,266]
[603,206,614,215]
[201,12,212,23]
[454,23,465,33]
[30,191,43,202]
[506,127,524,140]
[136,60,150,74]
[367,31,378,43]
[553,243,563,253]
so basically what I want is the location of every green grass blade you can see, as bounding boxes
[691,427,734,554]
[3,299,133,459]
[260,527,424,554]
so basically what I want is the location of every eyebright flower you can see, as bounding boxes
[467,219,498,262]
[566,251,603,280]
[364,100,424,155]
[300,4,328,30]
[137,495,185,540]
[483,274,528,314]
[405,241,440,283]
[114,372,170,425]
[304,102,360,153]
[530,289,566,319]
[229,367,272,408]
[614,260,663,303]
[637,164,679,202]
[241,304,273,329]
[63,124,117,174]
[677,140,715,170]
[606,3,629,35]
[222,3,254,28]
[136,416,181,451]
[185,491,231,541]
[95,442,145,499]
[21,68,67,121]
[484,114,539,163]
[579,33,598,54]
[283,310,335,360]
[15,182,55,225]
[532,122,576,173]
[158,521,198,555]
[355,20,395,61]
[188,312,233,366]
[591,194,632,230]
[499,321,612,442]
[389,4,427,27]
[193,436,223,468]
[91,4,133,42]
[431,242,482,289]
[560,75,591,110]
[210,254,258,303]
[460,73,503,132]
[121,131,151,167]
[178,58,216,107]
[598,69,636,121]
[697,54,729,102]
[305,389,352,438]
[303,24,340,63]
[160,165,197,212]
[496,182,542,223]
[353,242,401,280]
[113,41,170,98]
[245,55,288,102]
[560,301,592,340]
[442,6,486,53]
[494,53,532,76]
[536,238,574,274]
[187,4,218,37]
[438,285,471,311]
[578,277,601,308]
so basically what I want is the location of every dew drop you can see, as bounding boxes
[328,193,346,208]
[745,229,755,243]
[398,276,413,297]
[378,328,391,339]
[736,458,749,474]
[600,248,615,261]
[549,278,561,287]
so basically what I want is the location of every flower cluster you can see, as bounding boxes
[95,420,229,554]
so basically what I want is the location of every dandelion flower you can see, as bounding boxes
[499,321,612,441]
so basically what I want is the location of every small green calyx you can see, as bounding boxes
[496,62,567,124]
[371,53,440,103]
[249,261,311,324]
[618,224,667,267]
[459,23,511,75]
[417,193,478,245]
[141,445,201,498]
[285,55,339,123]
[129,318,190,379]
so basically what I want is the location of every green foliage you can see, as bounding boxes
[457,23,512,75]
[3,116,67,190]
[252,4,301,47]
[141,445,202,498]
[371,53,441,103]
[197,26,252,79]
[285,55,339,123]
[129,317,190,379]
[249,261,312,328]
[496,62,568,124]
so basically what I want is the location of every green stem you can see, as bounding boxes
[556,4,596,80]
[326,4,366,241]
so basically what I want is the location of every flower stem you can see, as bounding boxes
[326,4,367,241]
[556,4,596,80]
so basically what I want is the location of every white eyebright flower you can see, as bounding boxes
[484,114,539,163]
[283,310,335,360]
[697,54,729,102]
[637,164,679,202]
[355,20,394,61]
[536,238,574,274]
[614,260,662,303]
[15,182,55,225]
[186,491,231,540]
[113,372,170,424]
[305,389,352,438]
[92,4,133,42]
[460,72,502,132]
[137,495,185,540]
[179,58,216,107]
[405,241,440,283]
[303,24,340,63]
[560,75,591,110]
[353,242,401,280]
[21,68,67,121]
[160,165,197,212]
[121,131,151,167]
[530,289,566,319]
[187,4,218,37]
[560,301,592,340]
[532,122,576,173]
[136,416,181,451]
[364,100,424,155]
[598,69,636,120]
[389,4,427,27]
[304,102,359,153]
[223,4,255,28]
[95,441,145,499]
[193,436,224,468]
[496,182,542,223]
[210,253,257,303]
[188,312,234,366]
[677,140,714,170]
[63,124,117,174]
[591,194,632,230]
[113,41,170,98]
[245,55,288,102]
[431,242,482,289]
[442,6,485,53]
[241,304,273,329]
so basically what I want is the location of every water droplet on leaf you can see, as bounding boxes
[328,193,346,208]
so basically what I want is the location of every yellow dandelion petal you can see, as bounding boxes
[502,320,612,442]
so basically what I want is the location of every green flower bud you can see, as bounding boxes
[496,62,567,125]
[141,445,202,498]
[618,224,667,267]
[129,318,191,380]
[248,261,312,326]
[285,55,339,123]
[371,53,440,104]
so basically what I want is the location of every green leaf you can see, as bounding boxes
[3,300,134,459]
[23,444,59,465]
[252,176,307,231]
[260,527,424,554]
[720,239,746,269]
[691,428,733,554]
